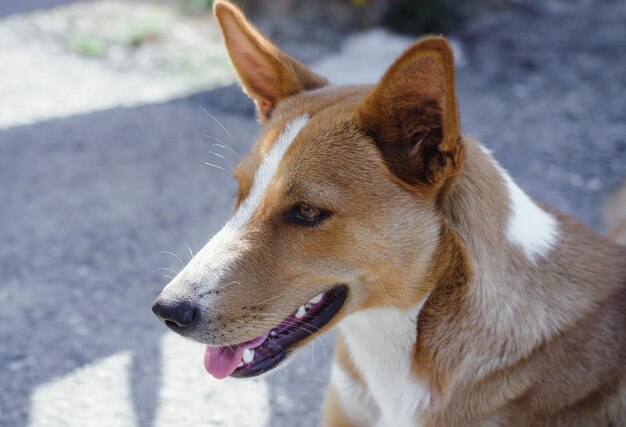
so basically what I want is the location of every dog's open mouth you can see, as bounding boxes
[204,285,348,379]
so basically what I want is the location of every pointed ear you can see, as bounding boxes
[213,1,327,123]
[357,36,463,188]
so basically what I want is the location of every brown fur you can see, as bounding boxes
[410,143,626,426]
[214,1,327,122]
[176,2,626,425]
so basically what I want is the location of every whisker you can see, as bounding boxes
[183,242,194,260]
[203,134,228,145]
[209,150,229,161]
[259,335,307,371]
[159,250,184,268]
[209,151,235,169]
[319,334,329,378]
[234,318,310,332]
[200,107,242,150]
[212,142,241,159]
[217,280,242,290]
[310,334,316,370]
[204,162,228,172]
[203,134,241,159]
[375,278,397,309]
[161,274,174,280]
[310,336,330,378]
[156,267,179,275]
[243,316,326,334]
[251,292,291,307]
[198,281,243,298]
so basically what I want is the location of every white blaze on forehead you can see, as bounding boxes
[230,114,310,229]
[166,115,310,291]
[480,145,559,262]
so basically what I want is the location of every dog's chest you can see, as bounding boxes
[338,303,430,427]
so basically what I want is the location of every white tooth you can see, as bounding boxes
[308,293,324,304]
[295,305,307,319]
[243,348,254,364]
[238,361,244,368]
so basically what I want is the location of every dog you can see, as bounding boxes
[152,1,626,425]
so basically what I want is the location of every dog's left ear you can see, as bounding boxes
[213,1,327,123]
[357,37,462,188]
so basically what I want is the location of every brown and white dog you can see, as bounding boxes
[152,2,626,426]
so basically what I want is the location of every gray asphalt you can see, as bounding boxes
[1,0,625,426]
[0,0,83,17]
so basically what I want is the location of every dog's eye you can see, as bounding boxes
[287,204,330,226]
[298,204,321,220]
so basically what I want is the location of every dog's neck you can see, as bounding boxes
[423,137,566,377]
[410,136,626,426]
[443,138,559,267]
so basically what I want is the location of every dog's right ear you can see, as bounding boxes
[357,37,463,191]
[213,1,327,124]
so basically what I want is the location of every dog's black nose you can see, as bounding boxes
[152,298,199,329]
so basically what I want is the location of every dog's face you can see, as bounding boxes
[153,1,463,379]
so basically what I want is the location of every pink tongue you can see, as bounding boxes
[204,335,267,379]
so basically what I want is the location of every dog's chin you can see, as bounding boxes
[203,285,348,379]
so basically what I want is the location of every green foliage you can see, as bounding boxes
[65,14,166,58]
[182,0,214,13]
[121,22,165,47]
[66,34,107,57]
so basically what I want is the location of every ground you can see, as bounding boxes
[1,0,624,426]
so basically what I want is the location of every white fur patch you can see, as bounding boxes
[163,115,309,294]
[501,173,559,261]
[331,364,379,426]
[338,302,430,427]
[480,145,559,262]
[230,114,310,229]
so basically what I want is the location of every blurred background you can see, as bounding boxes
[1,0,625,426]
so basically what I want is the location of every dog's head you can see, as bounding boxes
[152,0,463,379]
